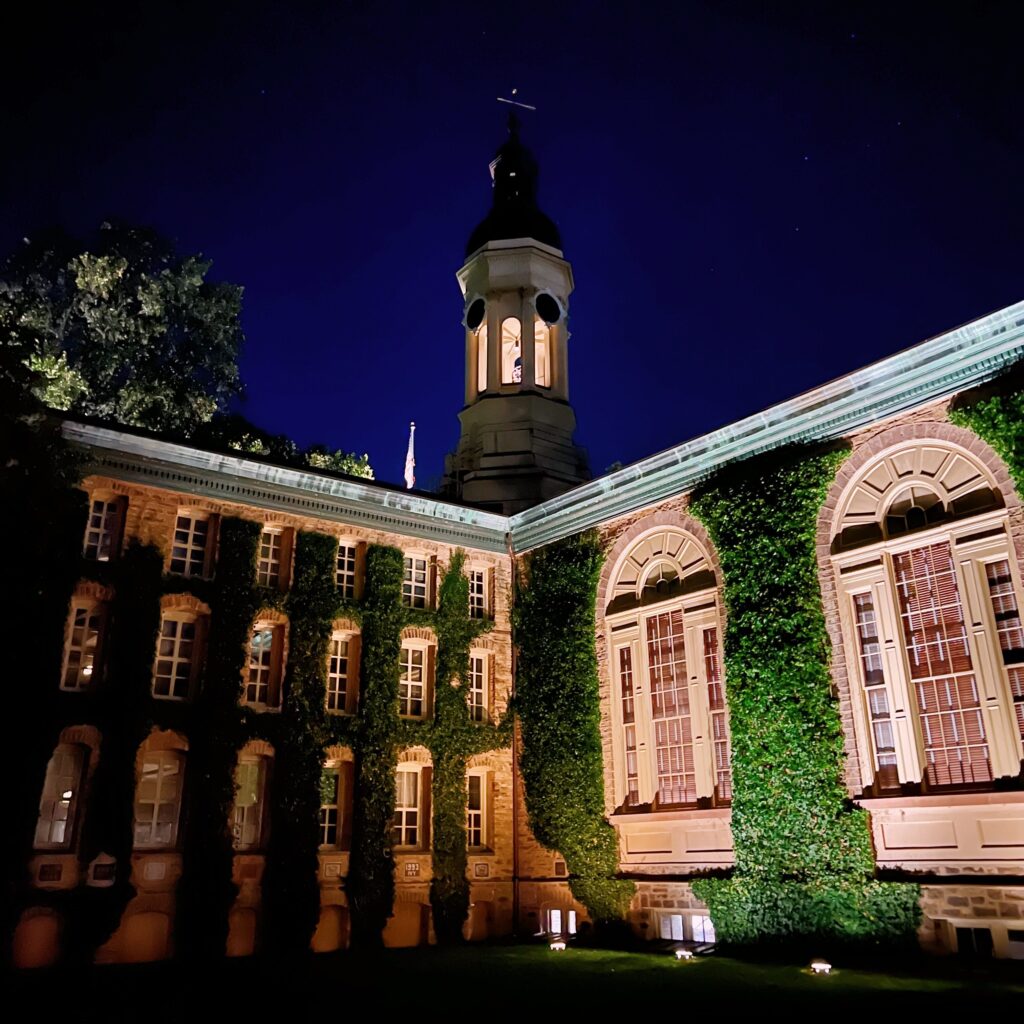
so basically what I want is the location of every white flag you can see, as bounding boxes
[404,422,416,490]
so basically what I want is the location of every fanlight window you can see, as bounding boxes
[884,485,946,537]
[832,445,1001,553]
[607,529,715,614]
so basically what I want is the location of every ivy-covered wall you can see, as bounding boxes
[689,445,920,947]
[949,368,1024,489]
[515,531,634,924]
[11,475,513,961]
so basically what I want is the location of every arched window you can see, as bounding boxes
[605,528,731,811]
[501,317,522,385]
[830,440,1024,794]
[533,316,550,388]
[231,752,271,851]
[476,321,488,393]
[34,745,88,850]
[133,748,185,850]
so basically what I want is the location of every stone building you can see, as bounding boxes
[9,119,1024,966]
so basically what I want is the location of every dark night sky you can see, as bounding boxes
[3,2,1022,489]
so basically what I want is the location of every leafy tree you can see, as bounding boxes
[0,222,243,436]
[195,413,374,480]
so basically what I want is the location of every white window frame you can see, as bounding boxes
[34,745,86,850]
[393,767,424,849]
[607,592,729,811]
[257,527,286,589]
[319,765,342,849]
[402,554,430,609]
[468,651,488,723]
[244,622,284,711]
[152,612,201,701]
[326,631,357,714]
[83,496,123,561]
[133,750,185,850]
[834,508,1024,793]
[467,770,489,850]
[169,510,214,578]
[61,599,106,691]
[467,566,489,620]
[399,640,431,719]
[336,541,358,599]
[231,755,270,851]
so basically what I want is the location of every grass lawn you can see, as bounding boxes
[7,943,1024,1019]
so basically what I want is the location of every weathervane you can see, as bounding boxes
[496,87,536,112]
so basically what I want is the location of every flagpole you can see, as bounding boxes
[404,421,416,490]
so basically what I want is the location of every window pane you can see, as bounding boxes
[893,543,991,787]
[646,610,696,805]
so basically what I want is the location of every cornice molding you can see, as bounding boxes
[61,422,511,553]
[61,298,1024,557]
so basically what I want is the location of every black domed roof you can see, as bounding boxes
[465,115,562,257]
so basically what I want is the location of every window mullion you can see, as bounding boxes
[874,566,924,785]
[634,632,658,806]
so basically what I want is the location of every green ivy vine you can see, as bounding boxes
[689,445,920,948]
[514,530,634,924]
[949,366,1024,489]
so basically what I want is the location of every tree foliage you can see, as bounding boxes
[0,223,243,435]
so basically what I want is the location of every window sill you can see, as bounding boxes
[610,806,732,823]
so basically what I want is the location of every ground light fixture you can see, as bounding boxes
[809,959,832,975]
[674,948,695,961]
[549,939,567,952]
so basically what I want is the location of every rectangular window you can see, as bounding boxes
[257,529,284,588]
[231,758,268,850]
[893,542,991,787]
[245,626,282,709]
[852,593,899,790]
[690,914,716,943]
[703,627,732,803]
[336,543,357,599]
[402,556,428,608]
[62,601,106,690]
[152,615,198,700]
[617,646,640,807]
[468,568,487,620]
[467,774,485,848]
[985,558,1024,743]
[34,746,85,849]
[83,498,122,561]
[646,610,696,805]
[327,634,351,713]
[319,768,341,847]
[468,653,487,723]
[659,913,685,941]
[133,752,184,849]
[392,770,420,847]
[399,645,426,718]
[169,513,212,577]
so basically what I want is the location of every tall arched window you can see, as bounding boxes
[605,528,731,811]
[476,322,488,393]
[501,317,522,385]
[533,316,550,388]
[34,744,88,849]
[830,440,1024,794]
